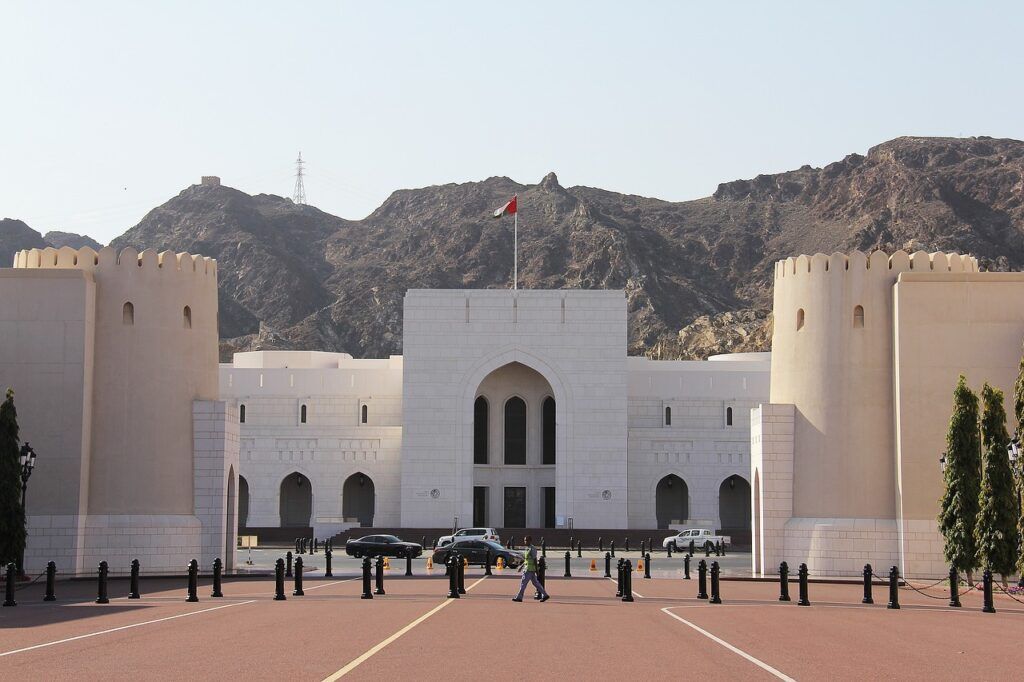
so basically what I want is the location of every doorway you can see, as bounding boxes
[473,486,488,526]
[504,487,526,528]
[543,487,556,528]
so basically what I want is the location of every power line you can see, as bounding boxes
[293,152,307,204]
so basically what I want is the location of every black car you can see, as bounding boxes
[345,535,423,559]
[431,539,523,568]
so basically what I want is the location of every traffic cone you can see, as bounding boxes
[590,559,597,572]
[384,557,391,570]
[426,557,433,570]
[496,557,504,570]
[637,559,644,572]
[463,557,468,568]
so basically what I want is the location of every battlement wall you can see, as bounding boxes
[15,246,217,281]
[773,250,977,283]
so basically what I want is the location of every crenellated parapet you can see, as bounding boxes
[774,249,978,281]
[14,246,217,280]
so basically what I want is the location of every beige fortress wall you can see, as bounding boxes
[893,271,1024,576]
[0,268,96,573]
[761,250,978,577]
[12,246,233,573]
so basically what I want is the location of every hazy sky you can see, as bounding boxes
[2,1,1022,243]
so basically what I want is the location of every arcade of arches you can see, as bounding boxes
[654,473,751,539]
[472,362,557,529]
[239,471,377,532]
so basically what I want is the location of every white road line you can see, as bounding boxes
[0,600,256,658]
[321,576,488,680]
[604,576,645,599]
[661,607,795,681]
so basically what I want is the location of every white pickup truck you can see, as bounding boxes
[662,528,731,552]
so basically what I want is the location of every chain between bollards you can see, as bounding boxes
[274,558,286,600]
[212,557,224,598]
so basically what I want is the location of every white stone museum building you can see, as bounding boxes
[6,244,1024,578]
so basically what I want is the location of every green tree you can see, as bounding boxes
[974,383,1018,584]
[938,376,982,580]
[1014,342,1024,578]
[0,389,25,569]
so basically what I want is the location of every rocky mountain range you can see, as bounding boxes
[4,136,1024,361]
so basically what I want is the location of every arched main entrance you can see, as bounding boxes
[343,472,375,527]
[719,475,751,545]
[238,475,250,531]
[279,472,312,527]
[655,474,688,529]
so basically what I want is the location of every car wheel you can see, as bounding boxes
[353,550,362,559]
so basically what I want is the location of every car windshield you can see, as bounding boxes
[483,540,504,550]
[381,535,400,543]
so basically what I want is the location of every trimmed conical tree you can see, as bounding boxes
[974,383,1018,583]
[0,389,26,569]
[1014,343,1024,578]
[938,376,982,578]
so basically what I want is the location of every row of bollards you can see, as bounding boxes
[295,537,332,555]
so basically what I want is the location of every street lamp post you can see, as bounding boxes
[17,443,36,577]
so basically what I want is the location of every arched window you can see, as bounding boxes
[300,404,307,424]
[361,404,368,424]
[853,305,865,328]
[183,305,192,329]
[665,406,672,426]
[504,397,526,465]
[474,396,489,464]
[542,397,555,465]
[239,404,246,423]
[726,406,733,426]
[796,308,805,331]
[122,301,134,326]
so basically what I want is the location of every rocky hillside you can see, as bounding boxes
[44,231,102,250]
[1,219,47,266]
[8,136,1024,360]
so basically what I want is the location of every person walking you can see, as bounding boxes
[512,535,549,602]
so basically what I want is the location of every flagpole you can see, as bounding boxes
[513,199,518,290]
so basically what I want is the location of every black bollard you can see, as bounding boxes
[4,563,17,607]
[295,538,300,554]
[564,551,572,578]
[715,541,721,557]
[274,558,286,600]
[186,558,199,603]
[622,560,634,602]
[721,540,726,556]
[96,560,109,604]
[667,543,672,558]
[569,536,574,552]
[639,539,645,555]
[577,540,583,559]
[697,560,708,599]
[375,555,385,596]
[406,551,414,577]
[705,542,711,558]
[325,549,333,578]
[286,551,293,578]
[624,537,629,553]
[361,557,373,599]
[862,563,873,604]
[421,536,427,550]
[484,549,492,576]
[604,552,612,578]
[542,538,547,558]
[982,569,995,613]
[948,566,961,608]
[689,539,695,557]
[129,559,141,599]
[644,553,651,579]
[446,556,460,599]
[710,561,722,604]
[44,561,56,602]
[684,554,691,580]
[615,559,624,597]
[212,557,224,598]
[647,538,653,556]
[887,565,900,610]
[779,561,791,602]
[293,556,305,596]
[534,557,546,600]
[310,538,314,556]
[599,537,604,553]
[797,563,810,606]
[457,554,466,595]
[610,540,616,557]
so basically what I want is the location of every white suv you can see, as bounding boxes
[436,527,501,548]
